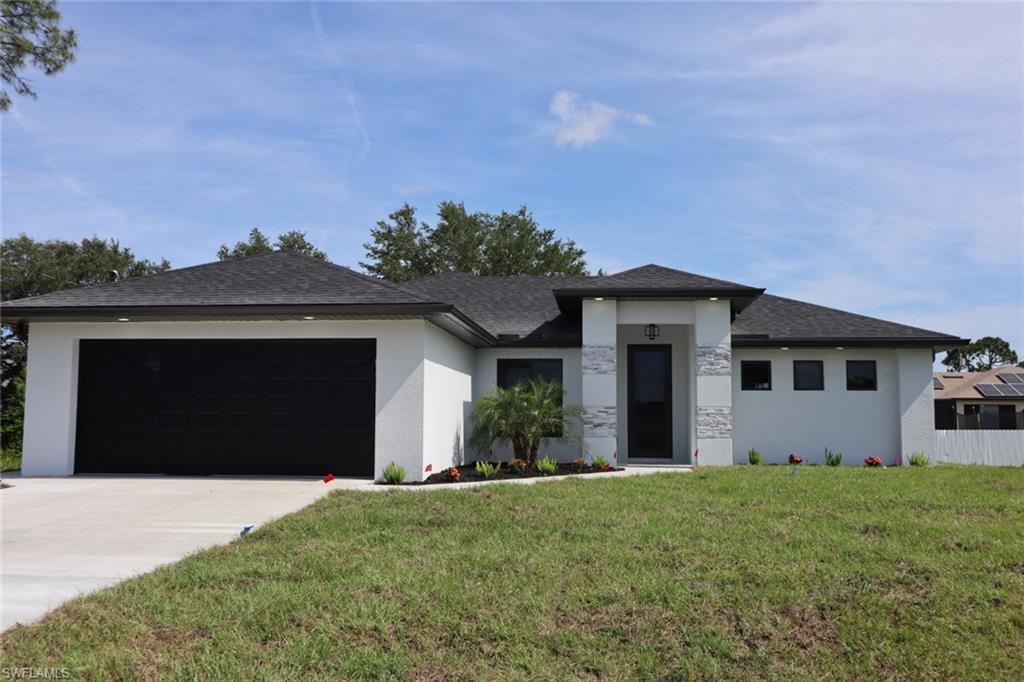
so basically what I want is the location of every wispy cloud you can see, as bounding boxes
[548,90,651,148]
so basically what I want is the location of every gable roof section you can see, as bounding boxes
[553,264,763,312]
[0,251,496,345]
[399,272,587,344]
[732,294,967,349]
[3,251,436,310]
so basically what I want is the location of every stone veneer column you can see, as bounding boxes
[694,300,733,465]
[581,299,618,464]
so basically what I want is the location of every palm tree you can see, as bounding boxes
[469,378,581,466]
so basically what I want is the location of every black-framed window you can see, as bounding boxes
[741,361,772,391]
[846,360,877,391]
[793,360,824,391]
[497,358,564,436]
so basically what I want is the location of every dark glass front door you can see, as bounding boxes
[627,345,672,459]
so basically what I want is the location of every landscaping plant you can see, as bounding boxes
[571,457,586,471]
[908,451,930,467]
[535,456,558,475]
[446,467,462,482]
[788,454,802,465]
[824,448,843,467]
[470,378,581,467]
[474,460,499,478]
[591,455,610,471]
[507,458,527,473]
[381,461,406,485]
[864,456,883,468]
[748,448,763,465]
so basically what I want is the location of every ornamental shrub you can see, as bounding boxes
[536,456,558,475]
[382,461,406,485]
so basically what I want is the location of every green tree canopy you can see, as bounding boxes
[361,202,589,281]
[217,228,327,261]
[1,0,77,111]
[942,336,1019,372]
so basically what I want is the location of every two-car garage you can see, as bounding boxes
[74,339,376,477]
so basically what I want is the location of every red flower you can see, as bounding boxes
[447,467,461,481]
[788,454,802,465]
[864,456,883,468]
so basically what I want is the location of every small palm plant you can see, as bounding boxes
[470,378,581,467]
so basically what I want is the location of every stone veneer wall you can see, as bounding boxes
[696,406,733,439]
[696,343,731,376]
[582,344,616,375]
[583,406,617,437]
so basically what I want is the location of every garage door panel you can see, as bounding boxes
[75,339,376,476]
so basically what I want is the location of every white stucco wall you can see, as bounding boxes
[421,322,475,478]
[21,320,428,478]
[470,347,584,462]
[731,348,936,465]
[896,348,936,460]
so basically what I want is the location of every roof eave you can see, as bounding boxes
[731,335,971,351]
[553,287,765,314]
[2,302,454,323]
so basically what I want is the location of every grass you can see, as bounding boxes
[3,467,1023,680]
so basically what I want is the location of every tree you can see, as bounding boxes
[217,228,327,261]
[941,336,1019,372]
[1,0,77,111]
[469,378,581,467]
[1,234,169,464]
[361,202,589,281]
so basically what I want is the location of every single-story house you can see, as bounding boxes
[2,251,968,479]
[934,368,1024,430]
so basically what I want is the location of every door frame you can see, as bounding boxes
[626,343,673,459]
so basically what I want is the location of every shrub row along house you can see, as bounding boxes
[2,251,967,480]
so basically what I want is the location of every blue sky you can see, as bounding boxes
[3,2,1022,353]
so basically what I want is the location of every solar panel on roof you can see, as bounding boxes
[933,377,944,389]
[997,372,1024,384]
[976,384,1003,397]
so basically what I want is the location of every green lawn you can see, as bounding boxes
[3,467,1023,680]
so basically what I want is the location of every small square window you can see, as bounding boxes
[793,360,824,391]
[846,360,877,391]
[741,361,772,390]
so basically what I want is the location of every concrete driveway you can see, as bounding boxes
[0,475,374,631]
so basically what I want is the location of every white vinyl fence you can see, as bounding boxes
[935,430,1024,466]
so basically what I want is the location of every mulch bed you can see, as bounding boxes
[404,461,623,485]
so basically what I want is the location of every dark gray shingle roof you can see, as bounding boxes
[731,294,964,345]
[3,251,436,308]
[400,272,587,343]
[561,264,760,292]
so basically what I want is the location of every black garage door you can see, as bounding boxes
[74,339,375,476]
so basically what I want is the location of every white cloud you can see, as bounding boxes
[548,90,651,148]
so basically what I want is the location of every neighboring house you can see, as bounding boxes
[2,251,967,479]
[933,368,1024,430]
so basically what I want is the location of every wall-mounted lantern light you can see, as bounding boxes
[644,323,660,341]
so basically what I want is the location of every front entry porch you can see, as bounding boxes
[580,299,734,466]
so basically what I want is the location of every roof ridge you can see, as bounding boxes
[290,253,440,303]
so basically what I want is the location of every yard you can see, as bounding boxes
[2,466,1022,680]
